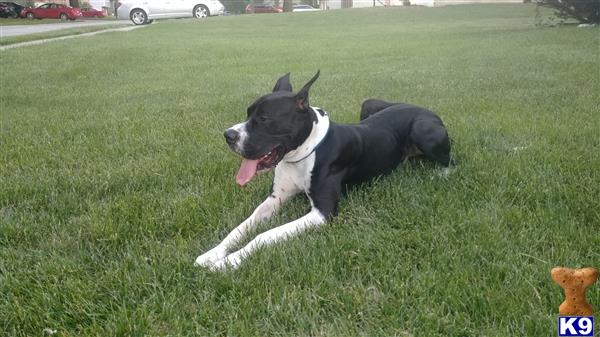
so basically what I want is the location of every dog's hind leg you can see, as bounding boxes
[360,99,397,121]
[410,118,452,167]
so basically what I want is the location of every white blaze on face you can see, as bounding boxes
[227,121,258,186]
[228,122,248,154]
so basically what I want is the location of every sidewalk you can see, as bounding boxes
[0,19,131,38]
[0,25,144,51]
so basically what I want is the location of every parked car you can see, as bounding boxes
[116,0,224,25]
[292,4,319,12]
[0,1,24,18]
[22,3,82,20]
[81,7,106,18]
[245,3,283,14]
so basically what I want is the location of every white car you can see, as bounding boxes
[292,5,319,12]
[116,0,225,25]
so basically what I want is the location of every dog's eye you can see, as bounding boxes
[258,115,269,123]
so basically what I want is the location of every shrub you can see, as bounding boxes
[221,0,249,14]
[537,0,600,24]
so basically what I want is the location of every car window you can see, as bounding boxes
[40,3,50,8]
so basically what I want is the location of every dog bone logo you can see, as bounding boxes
[551,267,598,316]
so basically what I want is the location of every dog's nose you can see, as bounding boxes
[224,129,239,145]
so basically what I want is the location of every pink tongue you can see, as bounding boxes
[236,159,260,186]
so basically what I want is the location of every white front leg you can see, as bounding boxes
[195,196,285,267]
[214,208,326,269]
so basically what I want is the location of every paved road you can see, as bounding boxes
[0,20,132,37]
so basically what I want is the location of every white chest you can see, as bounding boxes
[273,153,315,194]
[271,107,327,200]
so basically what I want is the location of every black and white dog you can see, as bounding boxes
[195,71,453,269]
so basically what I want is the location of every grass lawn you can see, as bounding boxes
[1,4,599,336]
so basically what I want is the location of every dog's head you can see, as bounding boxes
[225,71,320,186]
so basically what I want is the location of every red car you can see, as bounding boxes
[22,3,82,20]
[80,7,106,18]
[245,3,283,14]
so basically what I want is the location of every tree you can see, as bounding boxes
[537,0,600,24]
[283,0,293,12]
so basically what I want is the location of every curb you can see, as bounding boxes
[0,25,146,51]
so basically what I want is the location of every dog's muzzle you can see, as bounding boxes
[224,122,248,154]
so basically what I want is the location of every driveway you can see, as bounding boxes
[0,20,132,37]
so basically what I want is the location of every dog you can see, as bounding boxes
[195,71,453,270]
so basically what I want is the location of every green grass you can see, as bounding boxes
[0,24,125,46]
[1,4,599,336]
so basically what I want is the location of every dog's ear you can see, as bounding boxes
[272,73,293,92]
[295,70,320,110]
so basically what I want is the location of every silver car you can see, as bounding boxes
[116,0,225,25]
[292,5,319,12]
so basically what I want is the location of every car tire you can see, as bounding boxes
[193,5,209,19]
[59,13,68,20]
[26,12,34,19]
[130,8,148,25]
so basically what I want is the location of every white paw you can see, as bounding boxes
[194,247,227,268]
[210,258,228,270]
[226,253,243,269]
[210,253,243,271]
[438,166,456,178]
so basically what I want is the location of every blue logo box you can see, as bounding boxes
[558,316,594,337]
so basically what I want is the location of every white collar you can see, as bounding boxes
[283,107,329,163]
